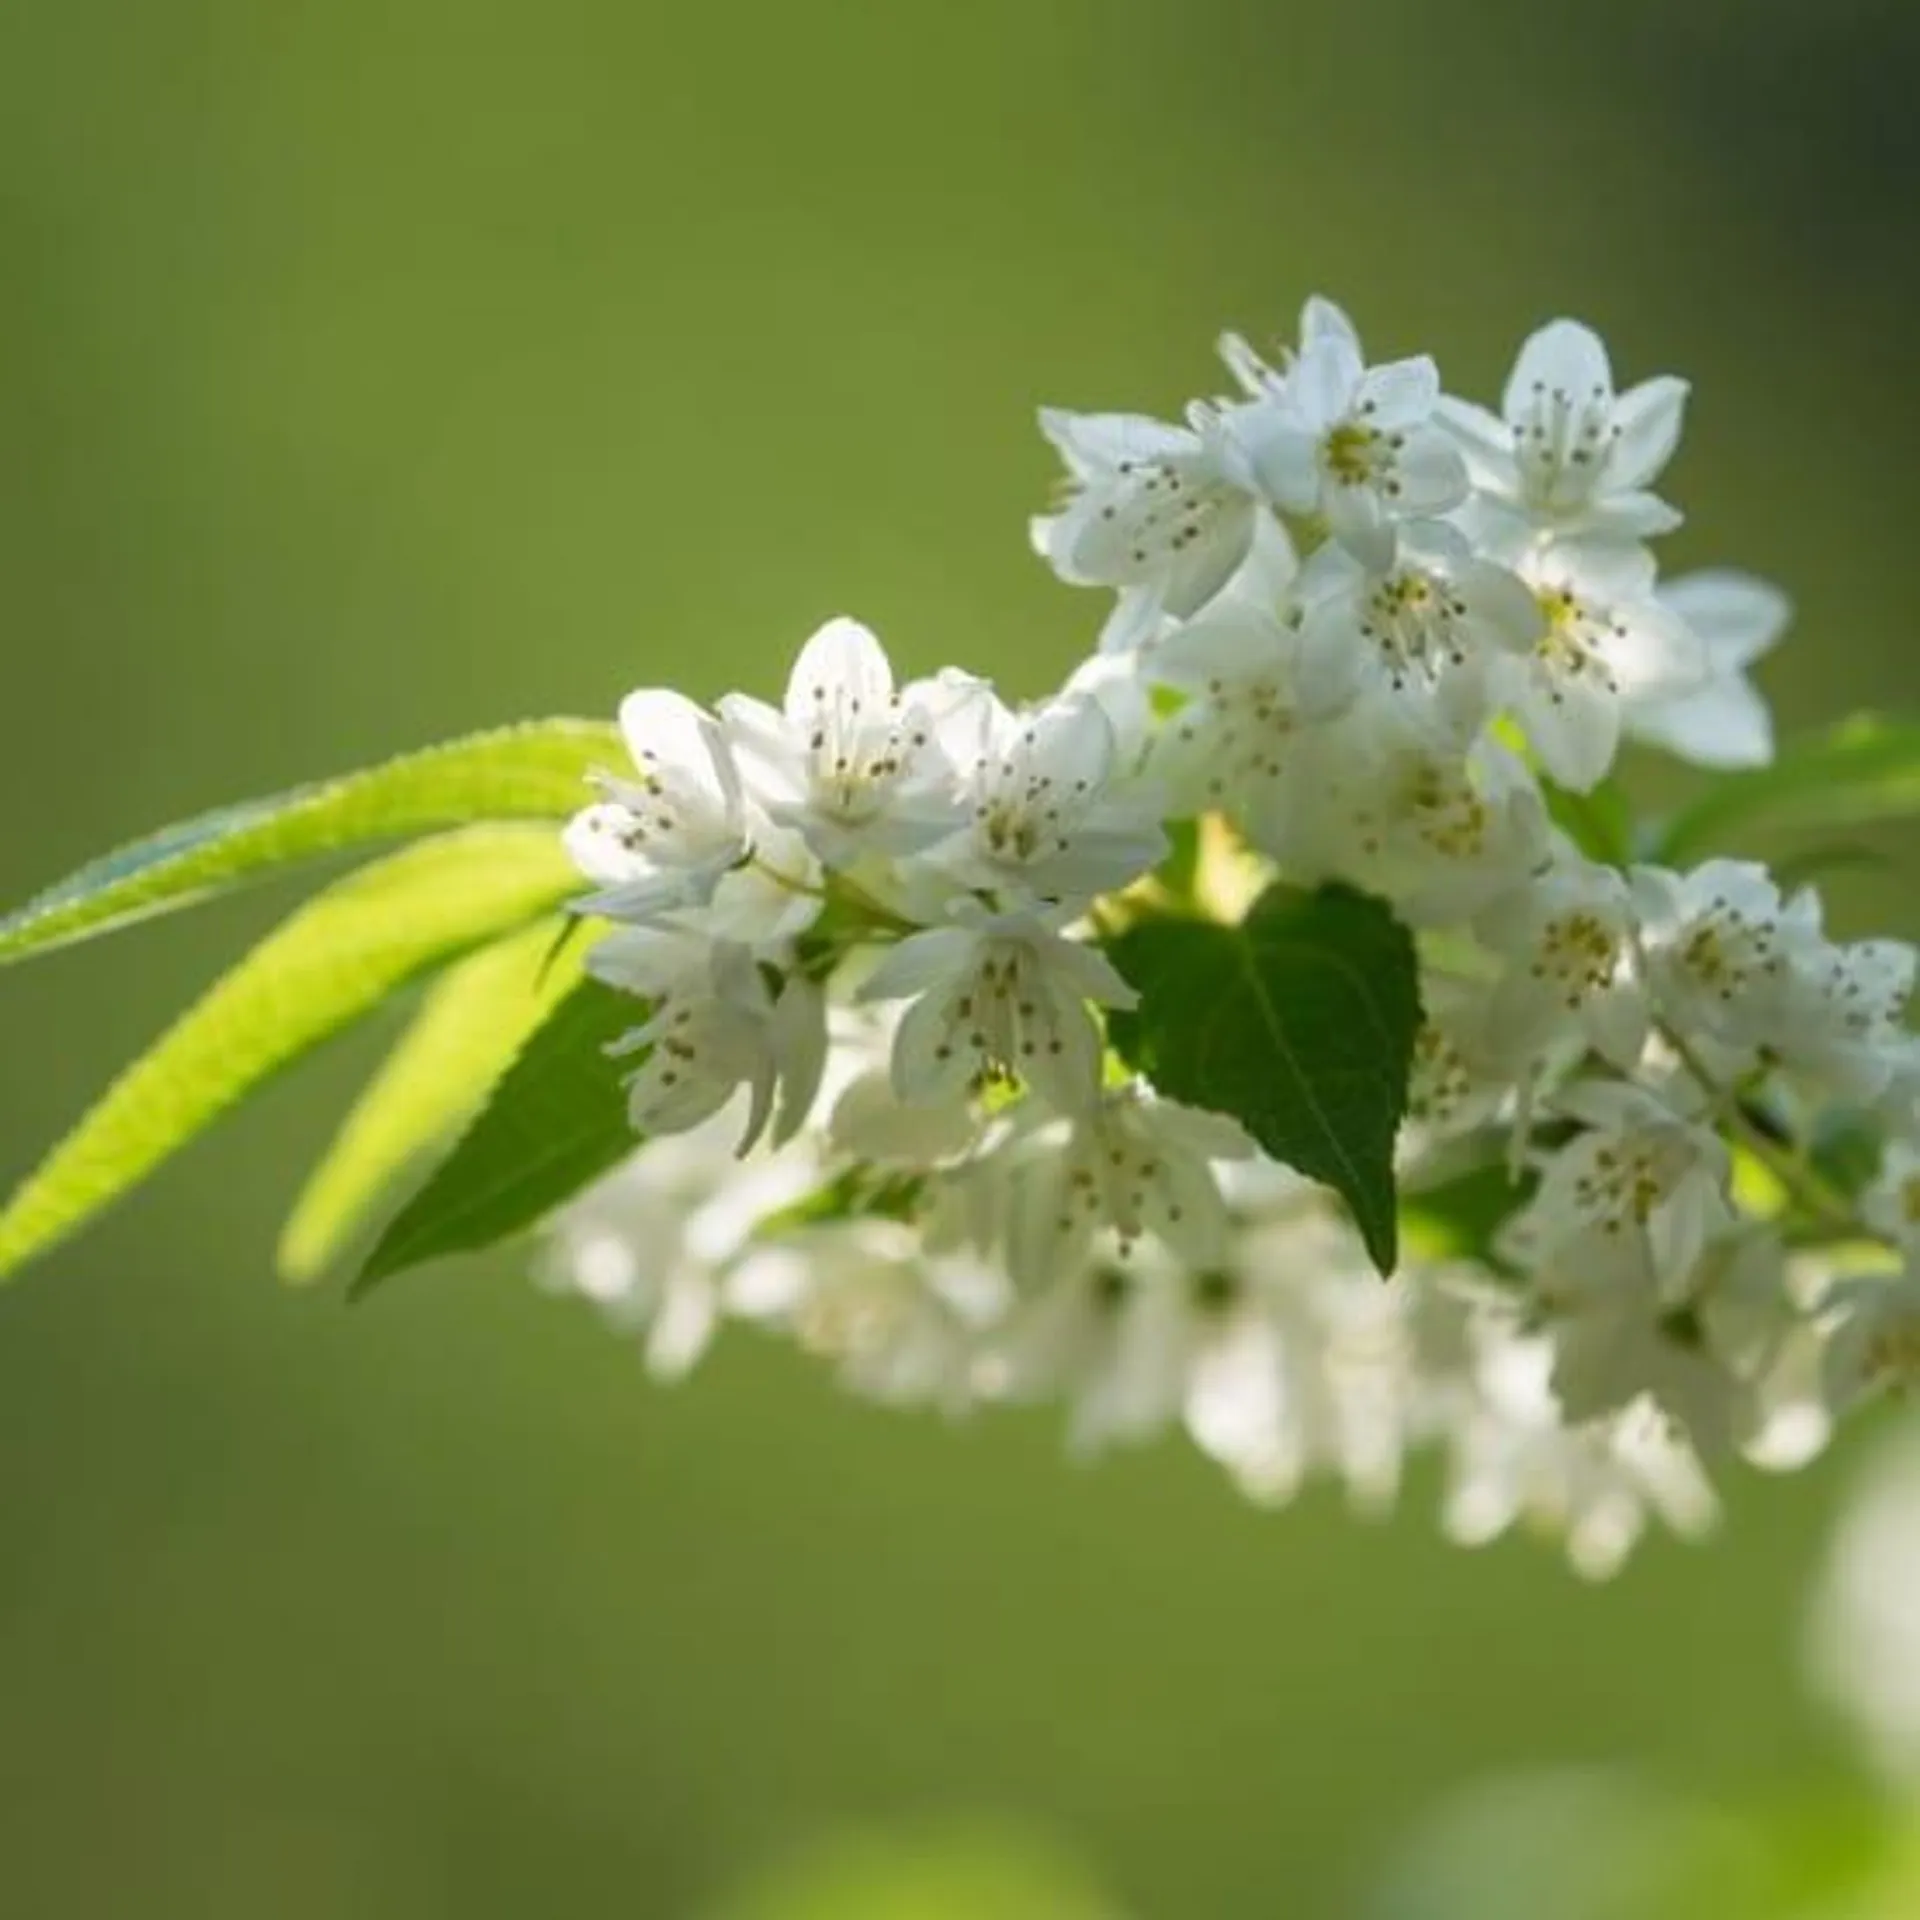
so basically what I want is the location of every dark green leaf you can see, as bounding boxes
[277,917,589,1284]
[0,717,618,967]
[354,977,644,1292]
[1106,883,1421,1273]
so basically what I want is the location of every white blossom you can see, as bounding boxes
[1476,849,1650,1075]
[1032,402,1271,651]
[526,295,1920,1578]
[1243,332,1469,568]
[1497,539,1706,792]
[591,930,827,1152]
[996,1082,1256,1288]
[566,689,755,921]
[1441,317,1689,544]
[1290,519,1541,740]
[918,688,1166,909]
[719,617,964,865]
[1628,570,1788,769]
[857,908,1136,1114]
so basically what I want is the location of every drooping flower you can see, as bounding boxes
[994,1081,1256,1288]
[539,1115,819,1379]
[856,907,1137,1114]
[590,929,828,1152]
[565,688,754,922]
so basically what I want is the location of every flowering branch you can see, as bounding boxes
[3,296,1918,1581]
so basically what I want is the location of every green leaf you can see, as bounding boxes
[355,976,644,1293]
[750,1165,928,1242]
[0,825,579,1283]
[1542,774,1634,868]
[276,917,589,1285]
[1402,1151,1533,1273]
[1106,883,1421,1273]
[1658,713,1920,864]
[0,717,618,968]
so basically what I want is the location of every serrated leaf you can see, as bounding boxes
[1658,713,1920,864]
[355,976,644,1293]
[0,717,618,968]
[277,917,590,1284]
[0,825,579,1282]
[1107,883,1420,1273]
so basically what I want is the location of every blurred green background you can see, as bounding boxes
[3,1,1918,1914]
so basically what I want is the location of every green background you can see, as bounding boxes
[2,2,1917,1913]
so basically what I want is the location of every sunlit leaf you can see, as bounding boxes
[354,976,643,1293]
[0,717,618,968]
[0,825,578,1282]
[276,917,589,1285]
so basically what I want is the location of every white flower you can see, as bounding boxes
[591,931,828,1152]
[1439,1318,1719,1580]
[918,688,1166,909]
[1497,539,1705,791]
[1273,730,1551,927]
[1631,859,1808,1069]
[1627,570,1788,769]
[972,1254,1188,1456]
[1404,974,1518,1143]
[1635,862,1915,1101]
[1144,598,1310,845]
[727,1220,1004,1412]
[1244,333,1468,568]
[1441,318,1689,543]
[1290,520,1541,740]
[857,908,1137,1114]
[1822,1267,1920,1411]
[718,617,965,866]
[538,1115,817,1379]
[1476,850,1650,1075]
[1183,1173,1423,1511]
[1535,1225,1799,1459]
[1514,1081,1731,1286]
[1031,402,1270,650]
[827,1062,980,1170]
[1863,1140,1920,1253]
[1215,293,1361,400]
[1775,937,1918,1106]
[565,688,753,921]
[996,1082,1255,1288]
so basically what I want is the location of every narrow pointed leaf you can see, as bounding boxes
[0,825,579,1282]
[277,917,590,1285]
[1106,883,1421,1273]
[0,718,618,967]
[1658,714,1920,863]
[355,977,644,1293]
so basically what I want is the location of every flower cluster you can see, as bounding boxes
[544,298,1918,1577]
